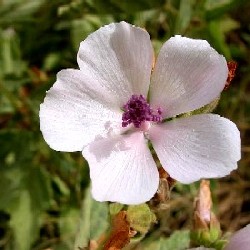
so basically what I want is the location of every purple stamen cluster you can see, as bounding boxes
[122,94,162,128]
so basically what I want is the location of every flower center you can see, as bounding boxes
[122,94,162,128]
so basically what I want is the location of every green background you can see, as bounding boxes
[0,0,249,249]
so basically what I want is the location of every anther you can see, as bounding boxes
[122,95,162,128]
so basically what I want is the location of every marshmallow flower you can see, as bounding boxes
[40,21,241,204]
[224,224,250,250]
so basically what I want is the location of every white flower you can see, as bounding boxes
[224,224,250,250]
[40,21,241,205]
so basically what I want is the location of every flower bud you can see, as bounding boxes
[191,180,223,249]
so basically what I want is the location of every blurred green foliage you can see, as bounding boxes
[0,0,250,249]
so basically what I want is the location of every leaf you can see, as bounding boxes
[53,243,71,250]
[175,0,192,33]
[0,0,45,25]
[8,190,37,250]
[0,28,26,77]
[74,187,92,250]
[127,204,156,235]
[159,230,190,250]
[139,240,161,250]
[70,15,114,51]
[0,131,34,168]
[0,169,22,210]
[74,186,109,250]
[26,166,53,211]
[135,230,190,250]
[208,20,231,58]
[205,0,248,21]
[59,208,80,248]
[87,0,165,14]
[90,199,109,240]
[53,175,70,197]
[109,203,124,217]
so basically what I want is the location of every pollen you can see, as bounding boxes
[122,94,162,128]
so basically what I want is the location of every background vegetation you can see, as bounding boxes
[0,0,249,249]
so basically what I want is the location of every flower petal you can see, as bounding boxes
[77,21,154,106]
[149,114,241,184]
[83,132,159,204]
[224,224,250,250]
[40,69,122,152]
[150,36,228,118]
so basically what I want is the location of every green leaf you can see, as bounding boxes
[0,0,45,25]
[109,203,124,217]
[86,0,165,14]
[8,190,37,250]
[90,199,109,240]
[0,131,34,168]
[175,0,192,33]
[0,28,27,76]
[136,239,161,250]
[205,0,248,21]
[135,230,190,250]
[159,230,190,250]
[180,98,220,118]
[74,187,91,250]
[0,168,23,210]
[70,15,114,51]
[59,208,80,248]
[208,20,231,58]
[127,204,156,235]
[26,166,53,211]
[74,186,109,250]
[53,175,70,197]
